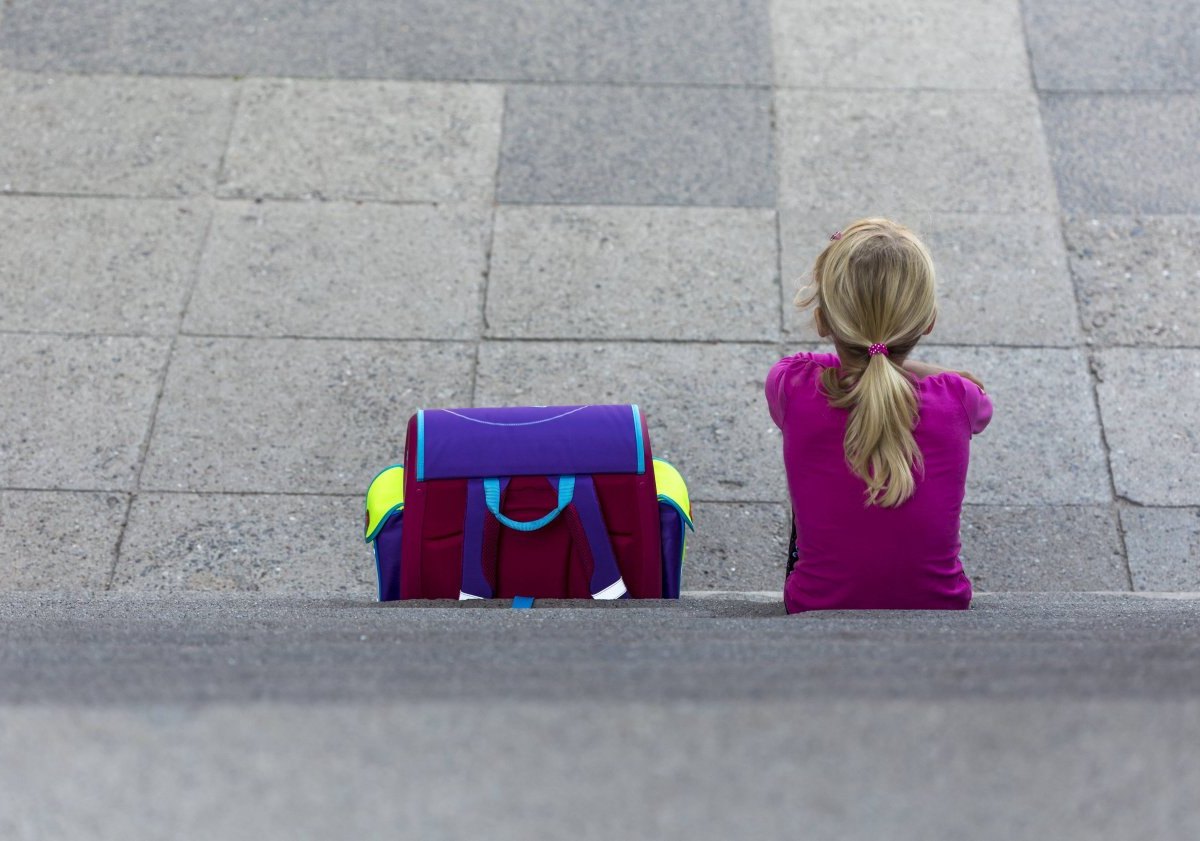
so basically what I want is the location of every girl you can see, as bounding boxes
[766,218,992,613]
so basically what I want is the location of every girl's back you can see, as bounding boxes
[767,351,991,612]
[768,218,993,613]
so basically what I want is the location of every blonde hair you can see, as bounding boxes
[796,218,938,507]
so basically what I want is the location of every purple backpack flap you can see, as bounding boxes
[364,404,692,601]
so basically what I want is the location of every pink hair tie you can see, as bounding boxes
[830,231,843,241]
[868,343,889,357]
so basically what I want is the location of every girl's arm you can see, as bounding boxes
[901,359,986,392]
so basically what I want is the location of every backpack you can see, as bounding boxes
[364,404,692,601]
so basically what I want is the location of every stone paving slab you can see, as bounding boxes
[0,0,772,85]
[780,212,1081,345]
[1042,93,1200,214]
[771,0,1029,90]
[7,592,1200,704]
[0,490,126,589]
[1121,506,1200,591]
[141,338,473,494]
[0,334,168,490]
[2,698,1198,841]
[1023,0,1200,91]
[113,493,370,594]
[775,90,1056,215]
[933,347,1111,505]
[486,206,779,341]
[475,341,785,502]
[961,505,1128,591]
[184,201,489,340]
[1063,214,1200,346]
[0,70,233,197]
[684,502,788,591]
[498,85,775,207]
[218,79,503,203]
[0,196,208,335]
[1095,348,1200,505]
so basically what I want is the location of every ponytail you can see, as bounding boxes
[820,352,922,507]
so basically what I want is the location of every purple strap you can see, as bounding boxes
[461,475,625,600]
[571,476,627,599]
[460,477,503,599]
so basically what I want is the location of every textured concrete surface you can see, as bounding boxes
[1042,93,1200,214]
[771,0,1029,89]
[0,71,233,197]
[775,90,1056,215]
[141,338,473,494]
[946,348,1110,505]
[0,0,773,85]
[219,79,503,202]
[3,697,1195,841]
[1023,0,1200,92]
[113,493,371,594]
[961,505,1128,591]
[0,491,126,589]
[487,206,779,340]
[0,334,168,490]
[1064,214,1200,346]
[1094,349,1200,505]
[498,85,775,207]
[4,592,1200,704]
[1122,506,1200,591]
[0,197,208,335]
[185,201,490,339]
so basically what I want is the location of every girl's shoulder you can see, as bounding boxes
[913,370,993,435]
[765,351,840,426]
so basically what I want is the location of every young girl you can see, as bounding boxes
[766,218,992,613]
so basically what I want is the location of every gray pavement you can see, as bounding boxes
[2,592,1200,840]
[2,1,1200,837]
[1,0,1197,594]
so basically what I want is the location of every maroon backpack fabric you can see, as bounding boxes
[396,405,664,600]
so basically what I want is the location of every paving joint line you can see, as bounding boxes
[105,202,219,590]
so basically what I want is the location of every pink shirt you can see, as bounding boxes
[766,352,993,613]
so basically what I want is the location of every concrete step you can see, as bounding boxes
[3,591,1198,704]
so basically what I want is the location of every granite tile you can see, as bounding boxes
[1042,93,1200,214]
[1095,349,1200,505]
[0,0,771,85]
[775,90,1056,215]
[682,502,788,592]
[780,212,1081,346]
[772,0,1029,89]
[1063,214,1200,346]
[185,201,489,340]
[0,196,208,335]
[114,493,373,596]
[1120,506,1200,591]
[0,71,233,197]
[141,338,474,494]
[219,79,503,203]
[961,505,1128,591]
[487,206,780,341]
[475,341,785,502]
[0,490,127,589]
[1023,0,1200,92]
[939,347,1109,505]
[498,85,775,207]
[0,335,169,490]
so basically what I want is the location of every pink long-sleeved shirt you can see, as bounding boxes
[766,352,993,613]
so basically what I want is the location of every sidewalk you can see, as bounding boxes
[1,1,1197,597]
